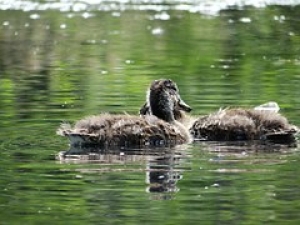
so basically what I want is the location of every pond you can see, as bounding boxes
[0,1,300,224]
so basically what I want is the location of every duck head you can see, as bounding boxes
[144,79,192,122]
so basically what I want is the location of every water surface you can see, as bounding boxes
[0,1,300,224]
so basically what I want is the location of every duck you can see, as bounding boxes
[190,106,298,143]
[140,96,298,144]
[57,79,192,147]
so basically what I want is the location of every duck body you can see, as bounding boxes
[190,108,298,143]
[57,79,192,147]
[57,114,190,147]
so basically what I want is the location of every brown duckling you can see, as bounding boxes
[140,100,298,144]
[190,107,298,143]
[57,79,192,147]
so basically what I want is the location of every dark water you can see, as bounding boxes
[1,2,300,224]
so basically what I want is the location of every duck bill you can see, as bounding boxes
[139,102,150,115]
[177,98,192,112]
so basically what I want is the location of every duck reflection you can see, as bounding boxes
[146,154,182,194]
[57,146,187,196]
[194,140,298,155]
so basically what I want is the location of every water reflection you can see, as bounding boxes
[146,154,183,194]
[56,137,299,201]
[58,146,188,198]
[196,140,298,154]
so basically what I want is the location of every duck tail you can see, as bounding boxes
[57,123,100,146]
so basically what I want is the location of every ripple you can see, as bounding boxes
[151,27,164,35]
[240,17,252,23]
[29,13,40,19]
[153,11,170,20]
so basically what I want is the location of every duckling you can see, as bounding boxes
[140,100,298,144]
[191,107,298,143]
[57,79,192,147]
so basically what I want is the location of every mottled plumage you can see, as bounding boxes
[57,79,192,147]
[190,108,298,143]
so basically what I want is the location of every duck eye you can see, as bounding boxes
[169,87,177,95]
[169,85,178,92]
[163,80,178,94]
[164,80,172,87]
[172,86,178,92]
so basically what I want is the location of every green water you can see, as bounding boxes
[1,5,300,224]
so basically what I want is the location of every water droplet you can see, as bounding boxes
[112,11,121,17]
[288,32,295,36]
[154,12,170,20]
[125,60,133,64]
[86,39,96,44]
[67,13,74,18]
[151,27,164,35]
[240,17,251,23]
[273,15,285,23]
[82,12,94,19]
[60,24,67,29]
[30,14,40,20]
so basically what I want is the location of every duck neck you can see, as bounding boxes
[148,90,175,123]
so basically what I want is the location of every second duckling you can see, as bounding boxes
[190,107,298,143]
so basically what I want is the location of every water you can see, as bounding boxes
[1,1,300,224]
